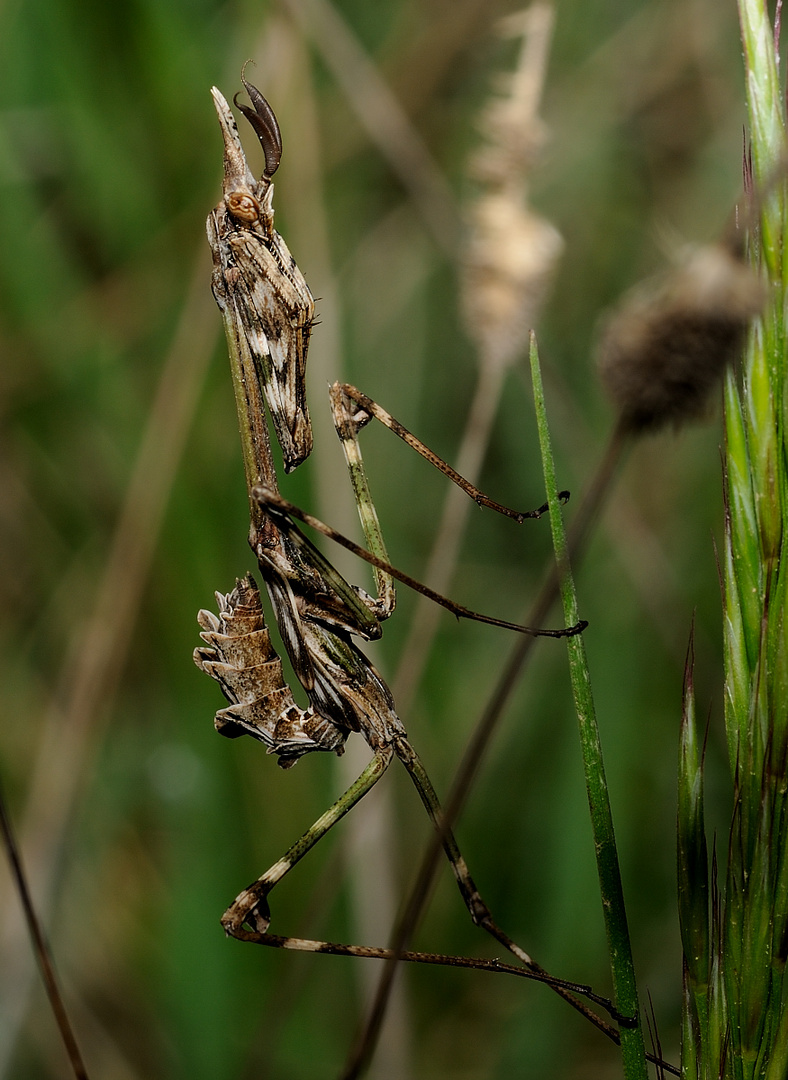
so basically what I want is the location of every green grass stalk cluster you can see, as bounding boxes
[678,2,788,1075]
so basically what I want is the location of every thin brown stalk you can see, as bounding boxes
[0,249,218,1073]
[0,780,89,1079]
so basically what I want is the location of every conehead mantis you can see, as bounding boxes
[196,74,624,1031]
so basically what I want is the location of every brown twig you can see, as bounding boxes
[0,779,90,1080]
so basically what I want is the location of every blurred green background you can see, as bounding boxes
[0,0,749,1076]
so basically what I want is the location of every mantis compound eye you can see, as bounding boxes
[234,71,283,180]
[226,190,260,223]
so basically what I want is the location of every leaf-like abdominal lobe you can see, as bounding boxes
[194,576,347,767]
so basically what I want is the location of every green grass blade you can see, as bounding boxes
[529,333,647,1079]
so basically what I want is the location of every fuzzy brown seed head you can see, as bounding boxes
[597,243,766,433]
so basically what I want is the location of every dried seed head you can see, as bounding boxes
[467,95,547,190]
[597,241,766,433]
[461,192,563,368]
[460,6,562,368]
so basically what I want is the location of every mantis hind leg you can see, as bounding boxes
[222,748,393,941]
[393,734,533,961]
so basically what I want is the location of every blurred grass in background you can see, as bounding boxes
[0,0,750,1076]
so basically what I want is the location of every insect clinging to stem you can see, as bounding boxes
[196,72,615,1030]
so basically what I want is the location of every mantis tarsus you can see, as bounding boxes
[197,74,622,1029]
